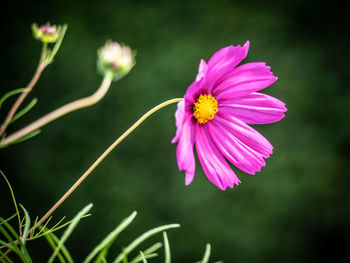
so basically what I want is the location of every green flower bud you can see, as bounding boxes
[97,40,135,80]
[32,23,60,43]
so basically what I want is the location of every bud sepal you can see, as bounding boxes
[32,23,61,43]
[97,40,136,81]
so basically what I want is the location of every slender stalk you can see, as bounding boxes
[1,72,114,146]
[31,97,182,232]
[0,43,48,136]
[1,97,182,258]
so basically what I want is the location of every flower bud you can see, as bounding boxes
[32,23,60,43]
[97,40,135,80]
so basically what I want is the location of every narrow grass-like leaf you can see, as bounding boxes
[0,249,14,263]
[43,231,66,263]
[0,219,32,263]
[0,214,16,226]
[0,171,21,230]
[0,225,17,251]
[46,24,68,64]
[0,240,15,253]
[131,253,158,263]
[0,219,20,243]
[93,245,109,263]
[0,219,18,246]
[140,251,147,263]
[35,214,90,239]
[9,98,37,125]
[83,211,137,263]
[0,222,29,262]
[142,242,162,255]
[121,249,128,263]
[47,204,92,263]
[30,217,38,239]
[0,249,16,263]
[5,129,41,146]
[0,88,27,110]
[19,205,30,244]
[129,243,162,263]
[47,216,66,231]
[40,226,73,263]
[199,244,211,263]
[113,223,180,263]
[33,216,53,238]
[20,217,26,228]
[32,216,65,239]
[163,232,171,263]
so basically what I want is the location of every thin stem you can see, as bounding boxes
[0,171,21,235]
[1,72,114,146]
[0,43,48,136]
[30,97,182,233]
[1,97,182,259]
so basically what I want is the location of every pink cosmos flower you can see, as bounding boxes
[172,41,286,190]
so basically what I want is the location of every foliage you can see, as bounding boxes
[0,171,220,262]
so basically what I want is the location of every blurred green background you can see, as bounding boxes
[1,0,349,262]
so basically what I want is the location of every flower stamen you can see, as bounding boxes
[193,94,218,124]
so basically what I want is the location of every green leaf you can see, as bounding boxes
[131,253,158,263]
[9,98,37,125]
[139,251,147,263]
[129,243,162,263]
[0,223,17,250]
[0,218,31,262]
[46,24,68,64]
[199,244,211,263]
[3,129,41,146]
[34,214,90,240]
[142,242,162,255]
[43,231,67,263]
[41,226,74,263]
[33,216,53,238]
[83,211,137,263]
[122,251,127,263]
[0,171,21,230]
[0,249,15,263]
[19,205,31,244]
[47,204,92,263]
[163,232,171,263]
[113,223,180,263]
[0,214,16,226]
[30,216,39,239]
[93,245,109,263]
[0,88,27,110]
[33,216,65,239]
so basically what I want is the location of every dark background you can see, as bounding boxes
[1,0,349,262]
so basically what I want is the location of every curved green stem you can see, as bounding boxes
[30,97,182,234]
[1,72,114,147]
[0,43,48,137]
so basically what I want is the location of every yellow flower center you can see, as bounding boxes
[193,94,218,124]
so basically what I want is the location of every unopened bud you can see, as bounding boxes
[97,40,135,80]
[32,23,60,43]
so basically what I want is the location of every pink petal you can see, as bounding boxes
[213,62,277,100]
[172,100,185,144]
[219,92,287,124]
[183,60,208,105]
[215,112,273,158]
[207,120,266,175]
[184,77,205,105]
[195,125,241,190]
[195,59,208,81]
[206,41,250,93]
[176,116,196,185]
